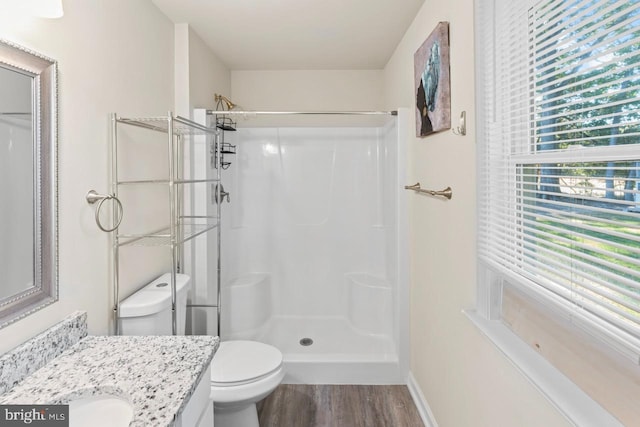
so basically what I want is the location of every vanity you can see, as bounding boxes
[0,312,218,426]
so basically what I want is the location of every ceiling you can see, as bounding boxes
[151,0,425,70]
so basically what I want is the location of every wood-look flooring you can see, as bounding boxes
[257,384,425,427]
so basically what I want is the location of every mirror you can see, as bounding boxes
[0,39,58,327]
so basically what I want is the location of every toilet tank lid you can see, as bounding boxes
[119,273,190,318]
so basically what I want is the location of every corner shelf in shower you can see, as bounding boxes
[110,112,222,336]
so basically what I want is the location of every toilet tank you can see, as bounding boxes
[119,273,190,335]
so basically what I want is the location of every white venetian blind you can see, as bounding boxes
[478,0,640,360]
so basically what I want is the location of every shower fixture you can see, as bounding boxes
[214,93,237,111]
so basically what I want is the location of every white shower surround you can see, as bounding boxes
[219,111,408,384]
[189,109,409,384]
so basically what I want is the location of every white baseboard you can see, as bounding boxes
[407,371,438,427]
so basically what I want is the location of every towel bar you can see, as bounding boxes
[404,182,452,200]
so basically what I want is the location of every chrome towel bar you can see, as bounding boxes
[404,182,452,200]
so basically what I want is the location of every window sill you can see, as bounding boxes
[464,310,622,427]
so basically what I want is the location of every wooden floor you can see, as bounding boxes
[257,384,425,427]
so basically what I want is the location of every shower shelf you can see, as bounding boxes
[220,142,236,154]
[109,112,223,336]
[214,142,236,170]
[212,114,236,170]
[215,116,236,132]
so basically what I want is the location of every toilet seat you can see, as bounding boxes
[210,340,285,426]
[211,340,283,387]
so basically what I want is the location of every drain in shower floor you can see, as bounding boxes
[299,337,313,346]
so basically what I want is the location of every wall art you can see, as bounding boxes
[414,21,451,137]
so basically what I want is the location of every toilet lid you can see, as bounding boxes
[211,341,283,386]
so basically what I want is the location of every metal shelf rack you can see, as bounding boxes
[110,112,221,335]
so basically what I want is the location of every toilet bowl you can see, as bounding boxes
[210,340,284,427]
[118,273,284,426]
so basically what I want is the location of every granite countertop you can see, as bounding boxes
[0,335,219,427]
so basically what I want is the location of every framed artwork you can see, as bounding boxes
[414,21,451,137]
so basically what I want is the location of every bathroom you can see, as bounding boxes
[1,0,639,426]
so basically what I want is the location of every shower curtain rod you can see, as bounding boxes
[205,110,397,116]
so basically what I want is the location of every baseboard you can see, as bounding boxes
[407,372,438,427]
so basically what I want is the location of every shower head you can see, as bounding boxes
[214,93,237,111]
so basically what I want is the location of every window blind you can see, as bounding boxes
[478,0,640,360]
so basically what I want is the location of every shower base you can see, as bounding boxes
[255,315,402,385]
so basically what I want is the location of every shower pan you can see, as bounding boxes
[188,108,409,384]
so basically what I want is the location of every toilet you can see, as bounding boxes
[118,273,284,427]
[210,340,284,427]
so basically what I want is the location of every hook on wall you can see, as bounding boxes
[452,111,466,136]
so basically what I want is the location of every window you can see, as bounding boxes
[477,0,640,365]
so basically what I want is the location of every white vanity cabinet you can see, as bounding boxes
[176,364,214,427]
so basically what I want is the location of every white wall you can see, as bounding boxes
[231,70,384,111]
[189,27,230,111]
[383,1,571,426]
[175,23,231,117]
[0,0,175,353]
[171,22,230,336]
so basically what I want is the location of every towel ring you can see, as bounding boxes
[86,190,123,232]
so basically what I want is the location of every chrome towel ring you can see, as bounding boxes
[85,190,123,232]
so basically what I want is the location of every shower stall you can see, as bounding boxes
[188,108,409,384]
